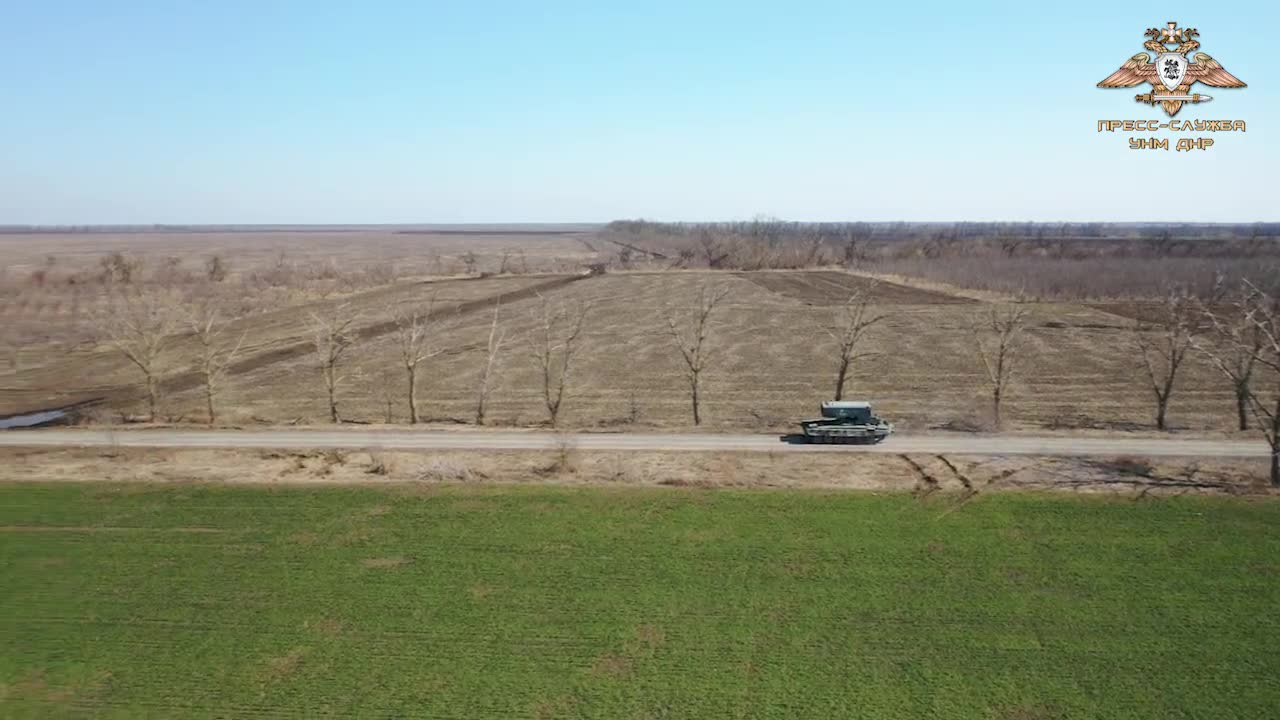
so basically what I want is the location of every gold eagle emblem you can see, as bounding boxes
[1098,22,1246,116]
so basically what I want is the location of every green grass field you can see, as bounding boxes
[1,483,1277,719]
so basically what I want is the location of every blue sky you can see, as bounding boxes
[1,2,1274,223]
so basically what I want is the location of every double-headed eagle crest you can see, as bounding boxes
[1098,22,1246,116]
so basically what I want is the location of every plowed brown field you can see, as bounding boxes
[737,270,976,305]
[3,267,1265,434]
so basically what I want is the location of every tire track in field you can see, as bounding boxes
[208,273,589,383]
[734,271,976,305]
[11,274,592,418]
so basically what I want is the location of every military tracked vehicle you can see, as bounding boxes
[799,401,892,444]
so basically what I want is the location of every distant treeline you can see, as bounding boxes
[605,219,1280,243]
[600,219,1280,298]
[0,224,600,234]
[601,219,1280,265]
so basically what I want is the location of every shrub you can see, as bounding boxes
[416,457,475,482]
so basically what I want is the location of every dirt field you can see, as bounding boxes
[0,229,601,357]
[1,232,1270,435]
[1,446,1268,496]
[115,269,1247,433]
[0,228,597,277]
[3,271,1260,433]
[737,270,976,305]
[0,273,578,416]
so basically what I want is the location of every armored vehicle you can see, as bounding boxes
[799,401,892,444]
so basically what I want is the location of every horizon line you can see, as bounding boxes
[2,220,1277,230]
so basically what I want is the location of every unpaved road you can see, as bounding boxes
[0,429,1270,458]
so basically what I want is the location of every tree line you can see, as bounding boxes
[99,276,1280,487]
[601,220,1280,277]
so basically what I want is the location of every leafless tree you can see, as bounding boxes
[695,230,728,268]
[307,303,360,423]
[829,282,887,401]
[1198,281,1280,485]
[664,283,730,425]
[393,294,440,424]
[1192,280,1264,427]
[204,255,228,282]
[1198,280,1266,431]
[374,367,398,423]
[1133,289,1197,430]
[527,294,591,426]
[101,291,179,422]
[998,234,1024,258]
[185,302,245,425]
[475,302,507,425]
[425,250,442,276]
[840,225,870,267]
[972,301,1029,428]
[153,256,186,286]
[99,252,142,286]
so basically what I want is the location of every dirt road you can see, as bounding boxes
[0,429,1269,458]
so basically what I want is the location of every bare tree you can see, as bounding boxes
[1133,289,1197,430]
[153,256,186,286]
[185,302,245,425]
[972,301,1029,428]
[475,302,506,425]
[101,291,178,422]
[694,230,728,268]
[527,294,591,426]
[1199,281,1280,485]
[1198,281,1266,431]
[204,255,228,282]
[393,294,440,424]
[840,225,869,267]
[829,282,887,400]
[307,303,360,423]
[664,283,730,425]
[99,252,142,286]
[374,367,398,423]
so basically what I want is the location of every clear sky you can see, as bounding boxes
[1,1,1274,224]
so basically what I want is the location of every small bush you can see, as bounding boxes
[416,457,475,482]
[544,433,578,474]
[1106,456,1154,478]
[205,255,228,282]
[366,450,394,476]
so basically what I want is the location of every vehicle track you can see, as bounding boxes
[2,273,591,418]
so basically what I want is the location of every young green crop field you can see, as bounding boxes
[1,483,1277,719]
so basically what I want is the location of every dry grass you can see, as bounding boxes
[867,255,1280,301]
[0,229,597,389]
[738,270,976,305]
[0,271,573,417]
[3,230,1273,436]
[0,229,595,279]
[0,446,1270,496]
[416,457,480,482]
[125,269,1263,433]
